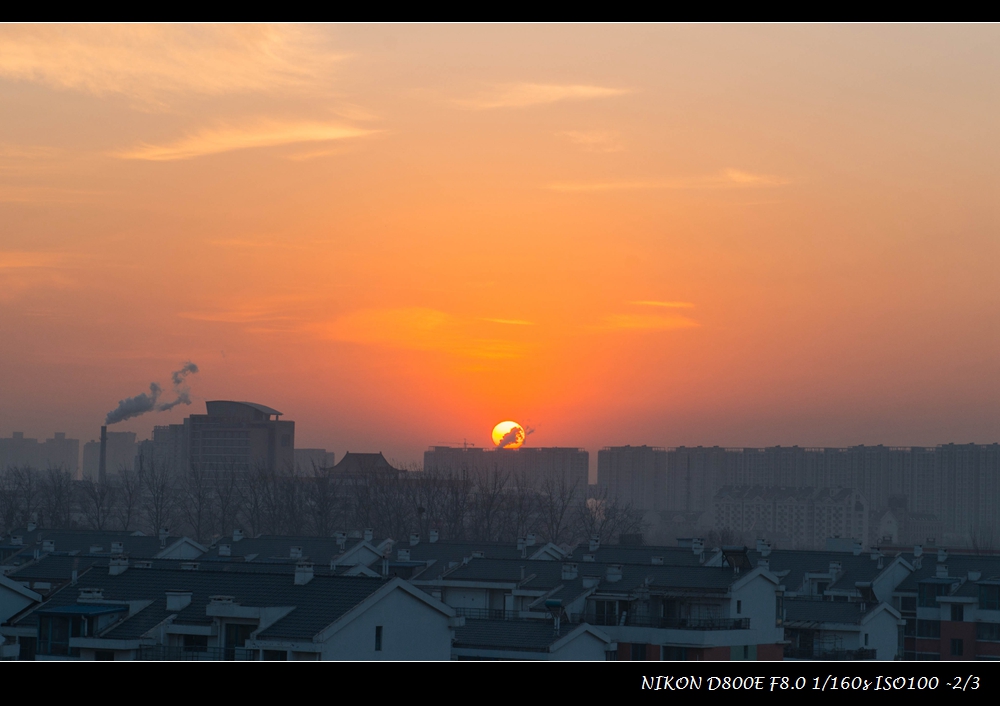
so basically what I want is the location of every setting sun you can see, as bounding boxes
[491,421,525,449]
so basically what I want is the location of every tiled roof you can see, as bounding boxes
[11,566,391,642]
[783,598,876,625]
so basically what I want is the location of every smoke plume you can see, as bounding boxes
[497,425,525,448]
[105,383,163,425]
[104,362,199,425]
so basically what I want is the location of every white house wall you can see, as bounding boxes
[320,587,452,660]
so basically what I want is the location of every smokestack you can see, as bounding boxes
[99,425,108,485]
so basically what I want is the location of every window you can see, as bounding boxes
[743,645,749,659]
[900,596,917,614]
[736,600,742,615]
[977,622,1000,641]
[951,638,964,657]
[903,619,916,637]
[980,585,1000,610]
[375,625,382,652]
[263,650,287,661]
[952,604,965,622]
[864,633,869,646]
[183,635,208,652]
[631,643,647,660]
[919,583,950,607]
[661,646,687,660]
[916,620,941,638]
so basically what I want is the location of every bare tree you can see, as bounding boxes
[574,486,646,544]
[0,469,22,534]
[469,464,509,542]
[142,461,175,536]
[307,461,339,537]
[213,467,241,540]
[114,464,143,532]
[78,479,116,530]
[9,466,42,528]
[538,472,581,545]
[180,467,213,543]
[504,469,538,542]
[40,467,75,529]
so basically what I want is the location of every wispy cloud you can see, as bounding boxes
[116,121,377,161]
[482,318,535,326]
[557,130,624,152]
[602,314,700,331]
[457,83,629,110]
[0,25,342,108]
[325,307,527,359]
[629,301,695,309]
[0,251,67,269]
[0,251,75,301]
[546,169,790,192]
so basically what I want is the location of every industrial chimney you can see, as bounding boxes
[99,425,108,485]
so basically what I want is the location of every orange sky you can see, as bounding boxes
[1,25,999,468]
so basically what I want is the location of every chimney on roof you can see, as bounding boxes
[471,550,485,559]
[525,533,536,547]
[42,539,54,553]
[853,541,863,556]
[166,591,192,611]
[582,575,600,589]
[109,556,129,576]
[159,528,169,548]
[363,528,373,542]
[758,558,769,571]
[409,533,420,546]
[398,548,410,561]
[111,541,124,554]
[90,545,103,554]
[562,563,578,580]
[209,595,234,606]
[589,536,600,553]
[583,554,595,562]
[294,562,314,585]
[914,545,923,558]
[232,529,244,542]
[27,522,36,533]
[605,564,623,583]
[99,425,107,486]
[829,561,842,578]
[10,535,22,546]
[651,556,664,566]
[936,564,948,578]
[290,546,303,559]
[938,548,948,563]
[692,538,704,555]
[970,570,982,581]
[218,544,231,557]
[334,531,347,551]
[180,562,199,571]
[71,570,78,585]
[429,529,439,543]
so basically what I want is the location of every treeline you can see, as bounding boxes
[0,462,645,547]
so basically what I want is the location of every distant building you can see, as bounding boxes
[424,446,588,490]
[82,431,136,480]
[597,445,667,511]
[0,432,79,476]
[132,401,295,476]
[295,448,336,474]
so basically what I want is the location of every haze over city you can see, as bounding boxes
[2,24,999,466]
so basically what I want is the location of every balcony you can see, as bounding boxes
[453,608,522,621]
[784,647,877,660]
[136,645,256,661]
[583,613,750,630]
